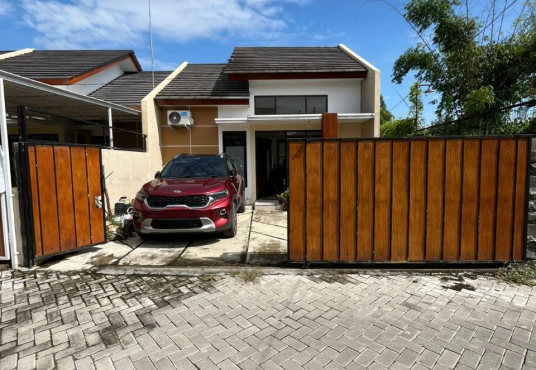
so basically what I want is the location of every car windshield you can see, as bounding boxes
[159,156,228,178]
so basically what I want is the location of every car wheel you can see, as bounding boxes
[238,192,246,213]
[223,203,238,237]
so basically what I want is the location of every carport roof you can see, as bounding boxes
[0,69,140,121]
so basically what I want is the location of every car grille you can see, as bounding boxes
[151,218,203,230]
[146,195,210,208]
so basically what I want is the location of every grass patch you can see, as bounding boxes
[496,261,536,286]
[201,275,216,282]
[229,269,260,284]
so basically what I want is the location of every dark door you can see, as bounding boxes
[256,138,272,198]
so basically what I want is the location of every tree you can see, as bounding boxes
[381,83,424,137]
[391,0,536,134]
[380,95,395,125]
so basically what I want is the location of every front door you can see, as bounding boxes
[256,138,272,198]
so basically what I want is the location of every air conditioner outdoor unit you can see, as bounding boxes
[167,110,194,127]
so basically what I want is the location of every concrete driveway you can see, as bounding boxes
[41,206,288,271]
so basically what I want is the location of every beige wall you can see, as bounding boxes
[159,106,220,164]
[339,44,380,137]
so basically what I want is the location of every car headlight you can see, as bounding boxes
[210,190,229,201]
[136,191,148,201]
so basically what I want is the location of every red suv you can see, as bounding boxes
[133,153,246,238]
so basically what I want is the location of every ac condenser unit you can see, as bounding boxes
[167,110,194,127]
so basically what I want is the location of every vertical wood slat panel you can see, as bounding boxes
[27,146,43,257]
[426,140,445,261]
[495,139,517,260]
[391,141,409,261]
[408,141,427,261]
[460,139,480,260]
[71,147,92,248]
[374,141,392,261]
[36,146,60,255]
[289,142,306,260]
[357,141,374,261]
[87,148,105,244]
[512,138,528,260]
[306,142,322,261]
[443,140,463,260]
[340,142,357,261]
[323,142,339,261]
[54,147,77,251]
[478,139,499,260]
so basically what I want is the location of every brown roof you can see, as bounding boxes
[156,64,249,100]
[90,71,171,107]
[0,50,142,80]
[224,46,367,76]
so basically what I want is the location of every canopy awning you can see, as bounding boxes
[215,113,375,125]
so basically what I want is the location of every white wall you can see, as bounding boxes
[54,64,125,96]
[218,78,362,118]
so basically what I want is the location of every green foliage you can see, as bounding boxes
[392,0,536,134]
[381,83,424,137]
[380,95,394,124]
[496,261,536,286]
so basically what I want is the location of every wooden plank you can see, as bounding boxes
[323,142,339,261]
[391,141,409,261]
[495,139,517,261]
[340,141,357,261]
[478,139,499,260]
[513,138,528,260]
[425,140,445,261]
[374,141,392,261]
[460,139,480,260]
[36,146,60,255]
[54,147,77,251]
[357,141,374,261]
[289,142,306,260]
[71,147,91,248]
[306,142,322,261]
[87,148,105,244]
[442,140,463,260]
[27,146,43,257]
[408,140,427,261]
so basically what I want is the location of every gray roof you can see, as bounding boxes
[224,46,367,75]
[156,64,249,100]
[90,71,171,107]
[0,50,141,80]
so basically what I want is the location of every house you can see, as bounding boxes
[150,45,380,203]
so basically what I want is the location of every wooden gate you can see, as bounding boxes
[25,144,106,260]
[288,137,531,263]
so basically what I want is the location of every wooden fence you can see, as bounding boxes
[288,137,531,263]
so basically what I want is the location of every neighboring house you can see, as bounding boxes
[151,45,380,203]
[0,49,141,95]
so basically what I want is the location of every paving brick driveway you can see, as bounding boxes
[1,270,535,370]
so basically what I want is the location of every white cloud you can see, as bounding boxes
[0,0,12,16]
[18,0,307,49]
[313,30,346,42]
[136,57,179,71]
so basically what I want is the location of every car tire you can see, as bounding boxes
[223,203,238,238]
[238,192,246,213]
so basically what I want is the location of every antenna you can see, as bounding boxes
[148,0,155,88]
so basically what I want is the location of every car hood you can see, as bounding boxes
[141,177,228,196]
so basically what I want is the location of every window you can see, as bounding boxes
[223,131,247,186]
[254,96,328,115]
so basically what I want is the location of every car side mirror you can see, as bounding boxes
[155,171,161,178]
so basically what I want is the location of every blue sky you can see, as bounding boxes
[0,0,445,123]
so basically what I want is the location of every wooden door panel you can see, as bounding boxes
[306,142,322,261]
[86,147,105,244]
[357,141,374,261]
[340,142,357,261]
[289,142,306,260]
[36,146,60,255]
[54,147,77,251]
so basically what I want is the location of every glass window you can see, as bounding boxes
[276,96,306,114]
[307,96,327,114]
[255,97,275,115]
[223,131,247,186]
[160,156,228,178]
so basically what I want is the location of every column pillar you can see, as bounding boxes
[321,113,338,138]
